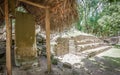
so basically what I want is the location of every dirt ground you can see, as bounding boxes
[1,49,120,75]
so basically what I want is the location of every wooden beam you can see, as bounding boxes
[45,8,51,72]
[5,0,12,75]
[19,0,46,9]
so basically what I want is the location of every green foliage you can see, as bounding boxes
[103,56,120,67]
[51,54,58,65]
[114,44,120,49]
[77,0,120,37]
[98,2,120,37]
[77,0,103,33]
[51,58,58,65]
[107,0,120,3]
[17,6,27,13]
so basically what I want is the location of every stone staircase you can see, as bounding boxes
[53,35,112,58]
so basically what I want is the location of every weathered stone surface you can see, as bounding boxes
[63,62,72,69]
[15,12,37,67]
[104,37,119,45]
[54,38,69,56]
[0,40,5,56]
[36,34,46,56]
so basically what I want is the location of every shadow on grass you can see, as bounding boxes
[80,56,120,75]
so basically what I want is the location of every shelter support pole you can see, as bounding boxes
[5,0,12,75]
[45,8,51,72]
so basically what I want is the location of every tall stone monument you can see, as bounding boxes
[15,12,37,67]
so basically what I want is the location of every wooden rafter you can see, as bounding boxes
[19,0,47,9]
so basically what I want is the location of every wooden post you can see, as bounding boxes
[45,8,51,72]
[5,0,12,75]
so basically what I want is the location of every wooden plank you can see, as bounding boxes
[5,0,12,75]
[45,8,51,72]
[19,0,46,9]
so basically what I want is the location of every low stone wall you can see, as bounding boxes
[54,37,69,56]
[104,36,119,45]
[53,35,106,56]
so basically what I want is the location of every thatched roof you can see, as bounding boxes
[0,0,79,32]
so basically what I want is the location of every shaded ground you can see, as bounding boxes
[81,47,120,75]
[11,48,120,75]
[0,42,120,75]
[81,56,120,75]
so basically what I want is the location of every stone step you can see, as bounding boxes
[75,39,102,44]
[76,43,108,52]
[74,35,99,41]
[87,47,112,58]
[56,46,112,66]
[77,42,104,47]
[53,34,111,57]
[76,46,111,58]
